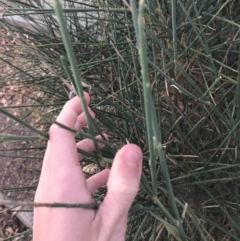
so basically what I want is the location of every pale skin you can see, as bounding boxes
[33,92,143,241]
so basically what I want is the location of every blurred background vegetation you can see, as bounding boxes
[1,0,240,240]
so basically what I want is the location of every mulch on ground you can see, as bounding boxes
[0,26,47,241]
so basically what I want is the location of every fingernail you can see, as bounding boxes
[123,149,141,167]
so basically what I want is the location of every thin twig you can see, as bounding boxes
[0,200,99,209]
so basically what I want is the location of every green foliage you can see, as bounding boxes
[1,0,240,240]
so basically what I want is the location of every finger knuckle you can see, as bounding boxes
[49,123,60,137]
[111,179,138,200]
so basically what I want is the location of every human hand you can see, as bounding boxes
[33,92,143,241]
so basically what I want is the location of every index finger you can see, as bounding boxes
[49,92,90,142]
[47,93,90,166]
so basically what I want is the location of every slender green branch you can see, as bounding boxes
[0,135,43,142]
[53,0,102,169]
[0,200,98,209]
[171,0,177,64]
[4,7,131,16]
[137,0,157,197]
[0,108,48,138]
[136,0,186,239]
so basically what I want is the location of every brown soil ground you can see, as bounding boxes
[0,27,47,241]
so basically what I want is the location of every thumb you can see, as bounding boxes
[98,144,142,223]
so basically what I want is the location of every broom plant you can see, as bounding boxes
[1,0,240,240]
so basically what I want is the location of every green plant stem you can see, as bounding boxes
[0,200,98,209]
[0,108,48,138]
[53,0,102,169]
[137,0,157,198]
[171,0,177,76]
[0,135,43,142]
[136,0,186,239]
